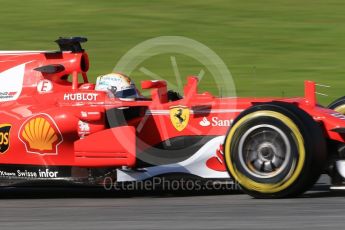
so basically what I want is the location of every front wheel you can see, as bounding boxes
[224,102,326,198]
[328,96,345,114]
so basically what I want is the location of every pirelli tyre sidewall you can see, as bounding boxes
[224,102,326,198]
[328,96,345,114]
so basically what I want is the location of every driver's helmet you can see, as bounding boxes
[95,72,140,100]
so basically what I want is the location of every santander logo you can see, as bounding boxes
[199,117,233,127]
[199,117,211,127]
[206,145,227,172]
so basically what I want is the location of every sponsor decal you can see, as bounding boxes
[63,93,98,101]
[81,111,98,118]
[96,73,132,88]
[0,63,26,102]
[78,120,90,137]
[0,92,17,100]
[37,79,53,93]
[0,165,72,179]
[199,117,233,127]
[19,114,63,155]
[170,106,190,131]
[0,124,11,154]
[0,168,58,178]
[199,117,211,127]
[206,145,227,172]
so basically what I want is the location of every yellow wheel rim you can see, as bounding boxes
[224,110,305,193]
[334,104,345,115]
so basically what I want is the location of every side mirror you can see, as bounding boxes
[141,80,168,103]
[141,80,167,89]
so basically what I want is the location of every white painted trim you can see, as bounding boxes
[145,109,243,115]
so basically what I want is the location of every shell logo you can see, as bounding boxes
[19,114,63,155]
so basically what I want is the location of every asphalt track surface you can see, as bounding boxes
[0,175,344,230]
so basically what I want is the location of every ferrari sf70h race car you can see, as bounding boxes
[1,37,345,198]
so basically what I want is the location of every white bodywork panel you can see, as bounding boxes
[117,136,230,182]
[0,64,26,102]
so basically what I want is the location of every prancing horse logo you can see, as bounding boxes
[169,106,190,131]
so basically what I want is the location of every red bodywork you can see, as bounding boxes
[1,50,345,170]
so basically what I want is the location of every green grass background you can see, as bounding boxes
[1,0,345,104]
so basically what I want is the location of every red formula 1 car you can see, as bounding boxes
[1,37,345,198]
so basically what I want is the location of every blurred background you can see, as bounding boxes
[0,0,344,104]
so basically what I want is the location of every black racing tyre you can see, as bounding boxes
[328,96,345,114]
[223,102,326,198]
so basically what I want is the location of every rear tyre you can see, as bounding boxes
[328,96,345,114]
[224,102,326,198]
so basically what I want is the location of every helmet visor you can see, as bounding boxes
[115,88,138,98]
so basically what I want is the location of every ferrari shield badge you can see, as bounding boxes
[170,106,190,131]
